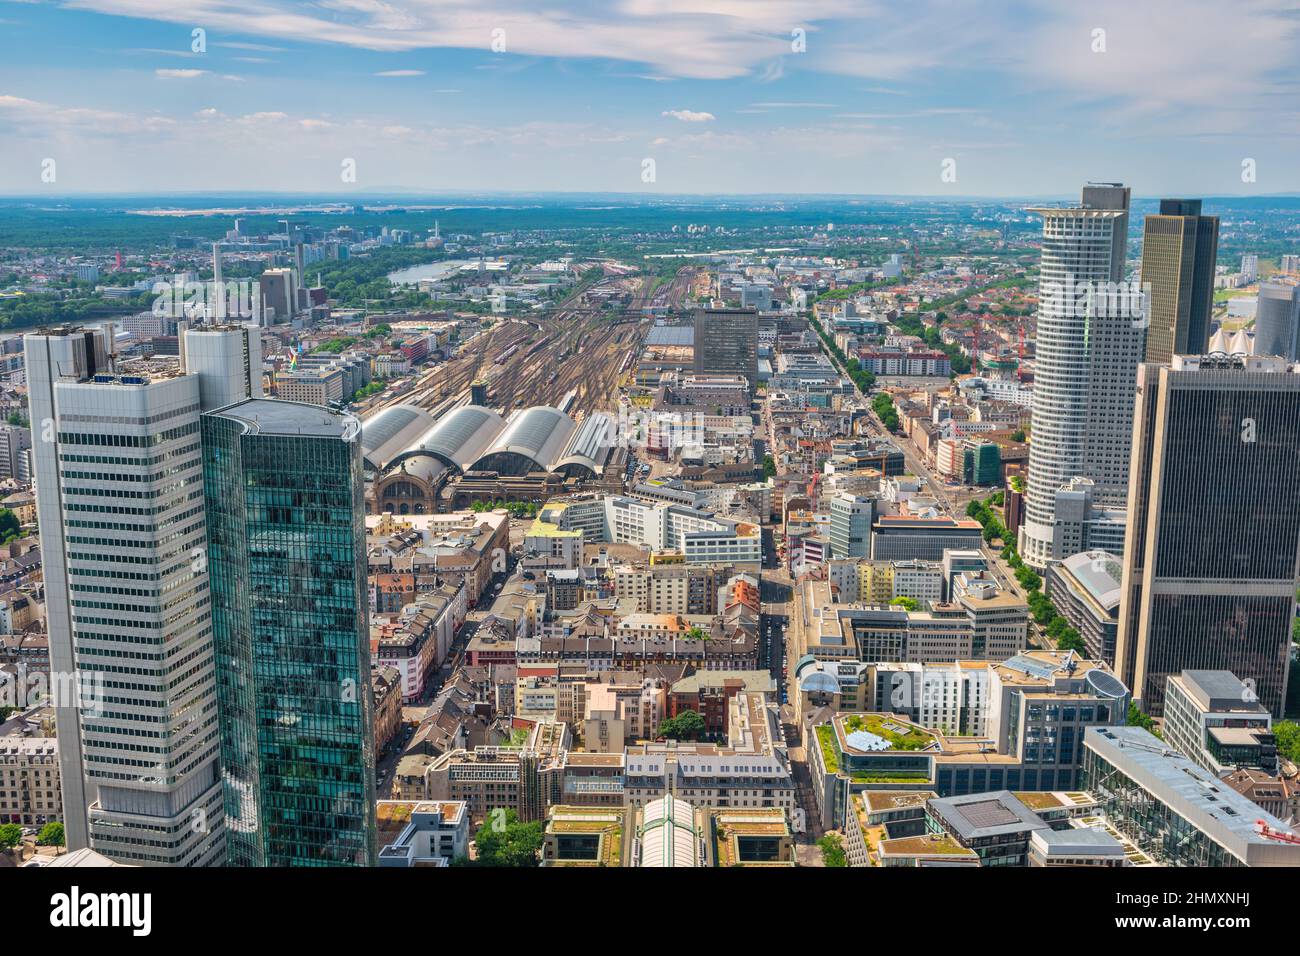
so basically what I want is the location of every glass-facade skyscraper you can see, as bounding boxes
[203,398,376,866]
[1138,198,1219,366]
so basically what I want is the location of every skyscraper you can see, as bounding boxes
[1020,183,1142,569]
[693,307,758,388]
[1253,279,1300,361]
[25,327,227,864]
[203,398,377,866]
[1115,354,1300,716]
[1139,198,1219,365]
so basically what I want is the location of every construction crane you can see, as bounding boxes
[1255,820,1300,845]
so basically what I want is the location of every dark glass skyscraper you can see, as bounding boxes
[693,307,758,388]
[1116,355,1300,716]
[203,398,376,866]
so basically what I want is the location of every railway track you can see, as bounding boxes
[368,273,660,421]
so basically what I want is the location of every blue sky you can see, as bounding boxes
[1,0,1299,195]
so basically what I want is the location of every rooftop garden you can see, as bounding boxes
[549,817,622,867]
[882,832,972,857]
[849,771,933,784]
[840,714,933,751]
[816,724,841,773]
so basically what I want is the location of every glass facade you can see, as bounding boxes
[1080,745,1242,867]
[203,405,377,866]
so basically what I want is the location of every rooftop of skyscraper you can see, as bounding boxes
[209,397,360,440]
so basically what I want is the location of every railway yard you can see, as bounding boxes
[365,265,699,423]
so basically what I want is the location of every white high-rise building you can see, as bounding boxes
[1241,254,1259,284]
[1020,184,1141,570]
[25,323,262,865]
[828,492,875,559]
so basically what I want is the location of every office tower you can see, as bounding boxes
[1116,354,1300,717]
[1139,199,1219,364]
[25,327,226,864]
[1020,183,1141,569]
[203,398,377,866]
[828,492,875,559]
[1253,279,1300,361]
[258,268,295,324]
[693,307,758,388]
[1281,254,1300,275]
[1241,254,1259,284]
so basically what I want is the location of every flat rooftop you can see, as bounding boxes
[210,397,359,439]
[879,832,977,860]
[1175,670,1270,715]
[861,790,937,813]
[928,790,1049,840]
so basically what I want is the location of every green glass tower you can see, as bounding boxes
[202,398,377,866]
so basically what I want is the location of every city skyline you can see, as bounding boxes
[5,0,1300,900]
[3,0,1300,195]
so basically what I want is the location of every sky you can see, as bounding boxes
[1,0,1299,196]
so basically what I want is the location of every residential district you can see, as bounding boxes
[3,188,1300,870]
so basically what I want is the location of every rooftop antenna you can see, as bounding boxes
[104,321,117,375]
[212,242,225,323]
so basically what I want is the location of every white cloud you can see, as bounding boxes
[155,68,208,79]
[375,69,424,77]
[662,109,715,123]
[58,0,874,80]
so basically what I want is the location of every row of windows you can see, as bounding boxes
[59,420,199,447]
[59,439,202,469]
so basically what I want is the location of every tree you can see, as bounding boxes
[1011,428,1026,443]
[0,823,21,850]
[1014,566,1041,592]
[817,833,847,867]
[36,821,64,847]
[890,596,920,611]
[1275,720,1300,765]
[658,710,707,740]
[473,809,542,867]
[0,509,19,541]
[1127,702,1161,739]
[1056,628,1087,654]
[761,455,777,480]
